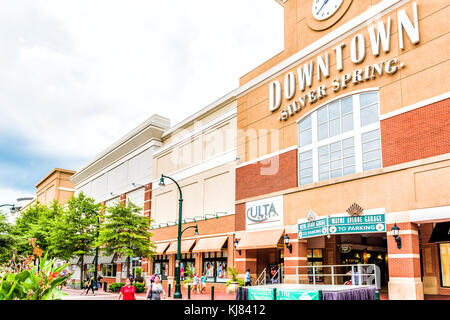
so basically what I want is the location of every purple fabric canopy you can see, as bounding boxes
[321,286,377,300]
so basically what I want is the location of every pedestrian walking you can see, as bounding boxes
[148,275,165,300]
[200,273,206,293]
[82,276,95,295]
[245,269,252,286]
[118,278,136,300]
[193,273,200,294]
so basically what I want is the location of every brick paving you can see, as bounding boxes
[62,287,450,300]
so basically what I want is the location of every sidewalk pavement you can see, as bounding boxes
[63,287,236,300]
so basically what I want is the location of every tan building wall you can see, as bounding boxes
[237,0,450,163]
[35,168,75,205]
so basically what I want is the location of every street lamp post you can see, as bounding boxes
[83,208,100,291]
[159,174,184,299]
[159,174,199,299]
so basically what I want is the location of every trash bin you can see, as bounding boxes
[103,282,108,292]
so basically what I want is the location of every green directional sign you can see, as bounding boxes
[298,214,385,239]
[298,218,328,239]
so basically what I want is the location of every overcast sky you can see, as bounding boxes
[0,0,284,212]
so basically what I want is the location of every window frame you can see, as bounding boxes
[297,90,382,186]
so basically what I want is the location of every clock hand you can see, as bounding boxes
[317,0,329,15]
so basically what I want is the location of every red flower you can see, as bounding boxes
[28,238,37,247]
[33,247,43,257]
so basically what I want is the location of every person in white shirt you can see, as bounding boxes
[193,273,200,294]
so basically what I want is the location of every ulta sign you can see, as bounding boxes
[269,2,421,122]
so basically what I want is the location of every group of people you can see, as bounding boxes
[191,272,207,294]
[117,274,166,300]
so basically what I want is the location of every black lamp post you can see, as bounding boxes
[83,208,101,290]
[159,174,184,299]
[391,223,402,249]
[284,234,293,254]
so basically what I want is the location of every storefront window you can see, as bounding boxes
[203,252,228,283]
[307,249,324,283]
[153,255,169,280]
[130,257,141,277]
[180,253,195,281]
[101,263,117,277]
[298,91,382,186]
[439,243,450,287]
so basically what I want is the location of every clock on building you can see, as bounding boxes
[312,0,344,21]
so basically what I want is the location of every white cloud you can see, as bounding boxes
[0,0,284,193]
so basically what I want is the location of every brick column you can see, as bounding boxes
[195,253,203,276]
[283,234,308,284]
[120,193,126,205]
[144,183,152,218]
[387,222,424,300]
[235,249,257,282]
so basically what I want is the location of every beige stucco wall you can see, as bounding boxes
[153,101,237,179]
[152,161,236,224]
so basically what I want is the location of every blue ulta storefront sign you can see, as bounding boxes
[298,214,386,239]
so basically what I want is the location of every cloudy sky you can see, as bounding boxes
[0,0,284,211]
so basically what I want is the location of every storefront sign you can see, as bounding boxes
[298,213,386,239]
[269,2,420,122]
[246,196,283,230]
[339,245,352,254]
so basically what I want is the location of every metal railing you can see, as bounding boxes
[260,264,381,289]
[254,268,266,286]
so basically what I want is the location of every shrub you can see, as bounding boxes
[226,279,244,287]
[133,282,145,293]
[108,282,145,293]
[108,282,125,292]
[0,240,71,300]
[227,266,239,282]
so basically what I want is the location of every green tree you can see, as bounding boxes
[0,212,16,263]
[11,202,59,258]
[95,201,155,279]
[49,192,101,285]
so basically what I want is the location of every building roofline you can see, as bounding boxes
[36,168,76,188]
[161,88,238,139]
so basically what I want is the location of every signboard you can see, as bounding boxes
[328,214,386,235]
[298,213,385,239]
[247,287,320,300]
[246,196,283,230]
[298,218,328,239]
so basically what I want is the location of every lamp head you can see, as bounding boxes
[284,234,290,245]
[391,223,400,238]
[159,175,165,187]
[194,225,199,236]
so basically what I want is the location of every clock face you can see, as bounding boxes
[312,0,344,21]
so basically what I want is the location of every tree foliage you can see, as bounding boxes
[95,201,155,276]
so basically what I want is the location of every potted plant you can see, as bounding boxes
[226,267,241,294]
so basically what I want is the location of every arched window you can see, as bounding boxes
[298,91,382,186]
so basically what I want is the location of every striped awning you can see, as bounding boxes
[68,257,80,265]
[82,255,96,264]
[192,236,228,253]
[97,253,115,264]
[236,228,284,250]
[155,242,171,254]
[166,239,196,254]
